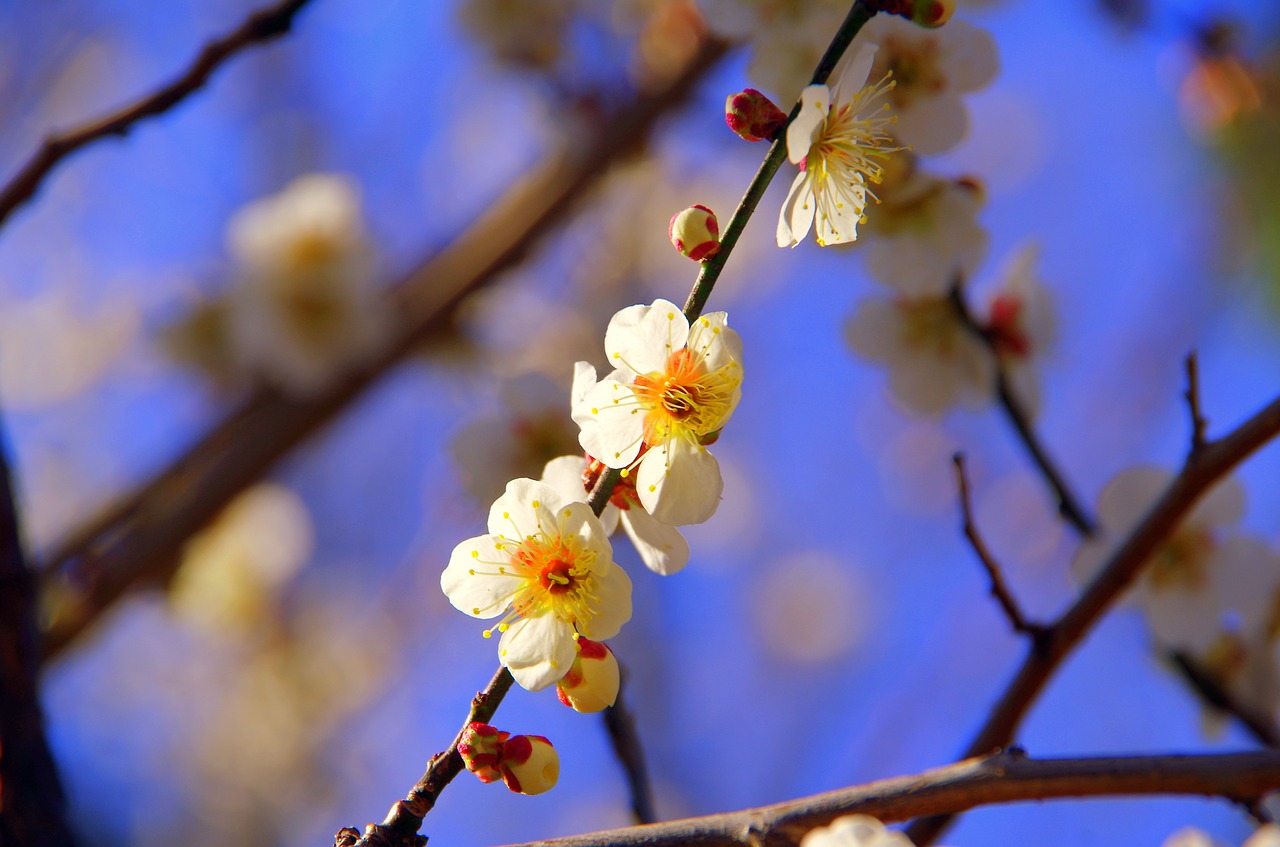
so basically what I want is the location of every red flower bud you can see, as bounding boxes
[725,88,787,142]
[669,204,721,262]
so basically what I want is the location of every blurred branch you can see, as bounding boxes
[948,286,1096,536]
[0,0,317,235]
[336,667,515,847]
[603,672,656,825]
[0,431,76,846]
[488,749,1280,847]
[1170,651,1280,748]
[39,36,730,661]
[906,388,1280,845]
[950,453,1047,640]
[1185,352,1209,454]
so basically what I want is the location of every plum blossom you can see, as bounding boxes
[860,14,999,155]
[1071,468,1272,653]
[1164,826,1280,847]
[441,479,633,691]
[845,294,994,416]
[778,43,899,248]
[981,243,1056,415]
[698,0,849,97]
[801,815,917,847]
[226,173,388,396]
[542,454,690,576]
[572,300,743,525]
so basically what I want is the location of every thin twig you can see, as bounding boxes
[0,428,76,846]
[602,671,657,825]
[487,750,1280,847]
[947,286,1096,537]
[336,667,515,847]
[906,389,1280,846]
[1169,651,1280,748]
[39,37,730,661]
[951,453,1047,641]
[1185,352,1209,455]
[0,0,317,235]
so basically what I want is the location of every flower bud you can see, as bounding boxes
[556,639,620,713]
[458,722,507,784]
[909,0,953,27]
[499,735,560,795]
[669,204,721,262]
[725,89,787,142]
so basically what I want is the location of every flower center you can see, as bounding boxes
[898,297,967,355]
[1147,526,1214,592]
[877,35,945,111]
[631,348,740,445]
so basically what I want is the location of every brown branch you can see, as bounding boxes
[0,430,76,846]
[602,671,656,825]
[336,667,515,847]
[38,37,729,661]
[1185,352,1209,455]
[1170,651,1280,749]
[906,389,1280,845]
[0,0,318,235]
[951,452,1047,640]
[481,750,1280,847]
[947,286,1096,537]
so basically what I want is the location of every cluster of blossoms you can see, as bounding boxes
[1073,468,1280,731]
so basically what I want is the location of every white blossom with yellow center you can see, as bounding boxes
[441,479,632,691]
[572,299,743,526]
[777,42,898,248]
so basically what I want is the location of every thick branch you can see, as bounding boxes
[489,750,1280,847]
[0,431,76,846]
[39,37,729,661]
[0,0,317,234]
[907,390,1280,844]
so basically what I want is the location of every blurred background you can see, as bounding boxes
[5,0,1280,844]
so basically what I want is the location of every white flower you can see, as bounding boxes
[1164,826,1280,847]
[801,815,916,847]
[541,454,690,576]
[441,479,633,691]
[1071,467,1272,653]
[982,243,1056,415]
[778,43,898,248]
[697,0,849,97]
[572,300,743,525]
[860,172,988,298]
[226,173,387,396]
[845,294,994,416]
[861,15,999,155]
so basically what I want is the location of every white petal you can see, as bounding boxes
[580,561,633,641]
[940,20,1000,93]
[844,298,903,362]
[487,478,565,539]
[603,299,688,377]
[893,96,968,157]
[540,455,620,534]
[500,614,577,691]
[1096,467,1170,536]
[571,361,598,406]
[813,173,865,246]
[787,84,830,164]
[441,535,520,619]
[685,311,743,371]
[1191,475,1245,528]
[573,379,645,469]
[777,171,816,248]
[636,440,723,525]
[829,41,877,103]
[555,500,612,560]
[620,508,690,576]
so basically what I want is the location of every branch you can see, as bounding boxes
[0,0,317,235]
[0,428,76,846]
[951,453,1047,640]
[335,668,515,847]
[907,389,1280,844]
[602,672,656,824]
[1185,352,1209,455]
[487,750,1280,847]
[1170,651,1280,749]
[39,37,730,661]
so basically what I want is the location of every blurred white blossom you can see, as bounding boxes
[801,815,917,847]
[698,0,849,97]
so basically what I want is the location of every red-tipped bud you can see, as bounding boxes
[669,204,721,262]
[458,722,508,784]
[725,88,787,142]
[556,639,620,713]
[909,0,953,27]
[499,735,560,795]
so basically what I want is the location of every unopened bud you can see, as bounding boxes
[725,89,788,142]
[499,735,560,795]
[458,722,507,784]
[669,204,721,262]
[556,639,620,713]
[909,0,953,27]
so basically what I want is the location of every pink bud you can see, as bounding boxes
[458,722,507,784]
[499,735,560,795]
[669,204,721,262]
[556,639,620,713]
[910,0,954,27]
[725,89,787,142]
